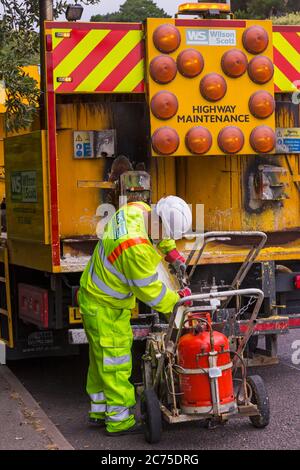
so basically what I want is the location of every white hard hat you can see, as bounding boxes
[156,196,192,240]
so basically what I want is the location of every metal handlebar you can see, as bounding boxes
[153,288,264,389]
[186,231,267,288]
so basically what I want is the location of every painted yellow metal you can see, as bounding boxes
[176,95,300,234]
[69,306,82,324]
[146,18,275,157]
[56,102,113,238]
[7,239,53,272]
[151,157,177,202]
[178,237,300,264]
[4,131,50,244]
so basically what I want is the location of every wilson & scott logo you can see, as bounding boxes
[186,29,237,46]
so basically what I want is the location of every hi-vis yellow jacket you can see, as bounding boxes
[78,202,180,314]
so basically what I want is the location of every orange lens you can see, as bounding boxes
[150,55,177,84]
[249,91,275,119]
[243,26,269,54]
[248,56,274,84]
[150,91,178,120]
[250,126,275,153]
[177,49,204,78]
[218,127,244,154]
[200,73,227,102]
[185,127,212,155]
[152,127,180,155]
[153,24,181,54]
[221,49,248,78]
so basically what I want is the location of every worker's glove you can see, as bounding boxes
[178,286,193,307]
[165,249,187,279]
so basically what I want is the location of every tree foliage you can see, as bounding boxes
[91,0,170,23]
[271,11,300,24]
[231,0,299,19]
[0,0,101,132]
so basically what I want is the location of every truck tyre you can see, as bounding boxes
[140,388,162,444]
[247,374,270,428]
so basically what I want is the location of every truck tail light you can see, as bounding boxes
[153,24,181,53]
[150,91,178,120]
[250,125,275,153]
[150,55,177,84]
[221,49,248,78]
[294,275,300,289]
[152,126,180,155]
[242,26,269,54]
[18,284,49,328]
[248,56,274,84]
[177,49,204,78]
[185,126,212,155]
[218,126,244,154]
[249,91,275,119]
[200,73,227,102]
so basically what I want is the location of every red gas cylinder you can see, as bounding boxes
[178,314,235,414]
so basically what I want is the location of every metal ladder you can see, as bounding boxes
[0,243,13,348]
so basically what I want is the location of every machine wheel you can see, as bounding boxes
[140,388,162,444]
[247,375,270,428]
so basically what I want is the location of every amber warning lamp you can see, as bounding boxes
[250,126,275,153]
[200,73,227,102]
[151,91,179,120]
[218,126,244,154]
[221,49,248,78]
[177,49,204,78]
[249,91,275,119]
[243,26,269,54]
[248,56,274,84]
[150,56,177,84]
[153,24,181,53]
[185,127,212,155]
[152,127,180,155]
[177,3,231,15]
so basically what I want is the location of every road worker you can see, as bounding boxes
[78,196,192,436]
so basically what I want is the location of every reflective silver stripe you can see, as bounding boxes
[104,354,131,366]
[99,242,158,288]
[107,405,128,413]
[89,259,132,300]
[99,243,128,284]
[91,403,106,413]
[128,273,158,288]
[145,284,167,307]
[90,392,105,402]
[106,407,130,422]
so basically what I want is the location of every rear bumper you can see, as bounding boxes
[239,314,300,336]
[68,314,300,345]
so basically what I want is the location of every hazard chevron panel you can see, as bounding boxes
[45,22,300,95]
[45,22,145,93]
[273,26,300,93]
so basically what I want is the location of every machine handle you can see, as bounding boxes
[153,288,264,390]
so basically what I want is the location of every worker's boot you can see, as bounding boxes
[105,422,143,436]
[88,417,105,427]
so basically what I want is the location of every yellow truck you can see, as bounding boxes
[1,3,300,364]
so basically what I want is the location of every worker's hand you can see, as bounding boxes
[165,249,187,279]
[178,286,193,307]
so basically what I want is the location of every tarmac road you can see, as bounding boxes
[9,330,300,451]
